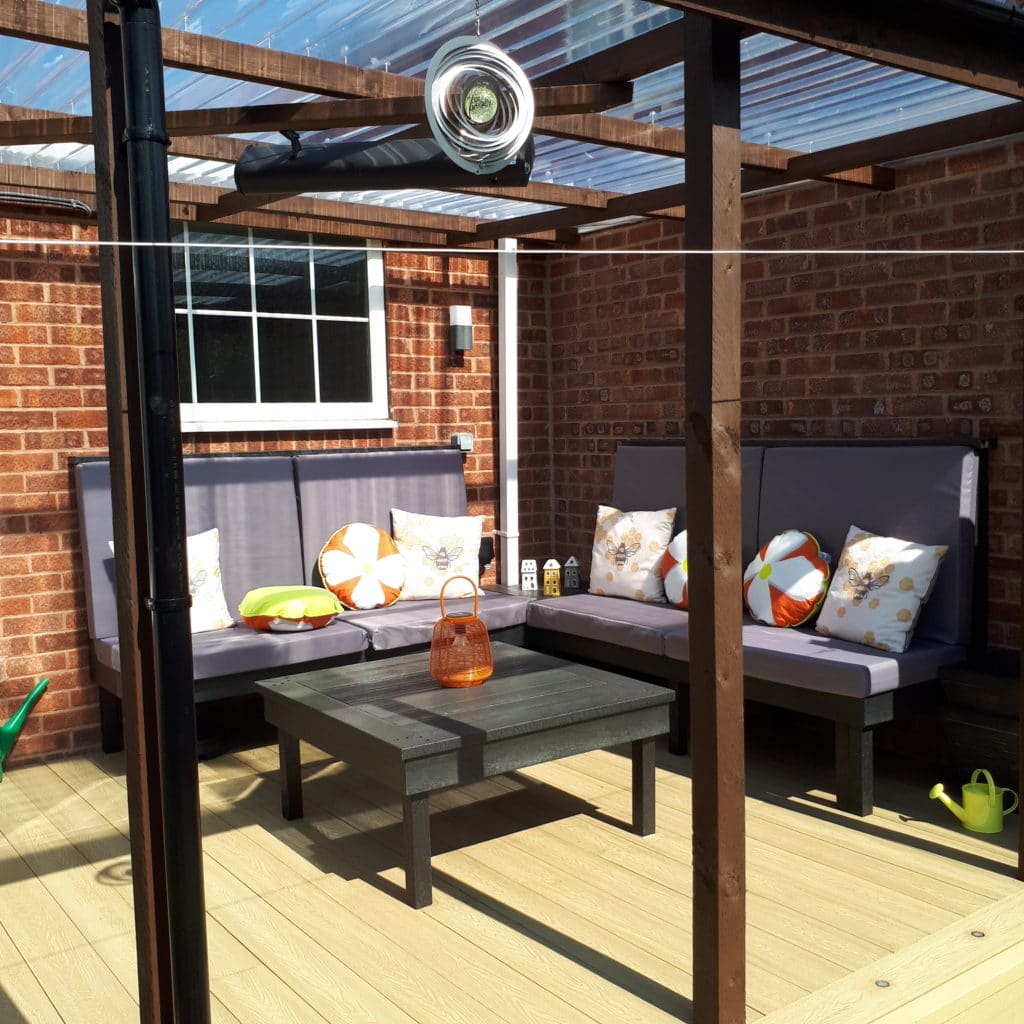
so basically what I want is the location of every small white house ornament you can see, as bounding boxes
[520,558,538,591]
[564,555,580,590]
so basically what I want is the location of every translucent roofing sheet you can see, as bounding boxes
[0,0,1015,224]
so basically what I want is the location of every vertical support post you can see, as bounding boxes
[497,237,520,586]
[684,15,746,1024]
[94,1,211,1020]
[86,4,171,1020]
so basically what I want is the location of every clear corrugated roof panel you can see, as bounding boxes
[0,1,1015,223]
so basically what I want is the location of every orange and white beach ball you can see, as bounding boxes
[319,523,406,610]
[743,529,829,627]
[662,530,689,610]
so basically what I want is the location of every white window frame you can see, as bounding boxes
[175,226,394,433]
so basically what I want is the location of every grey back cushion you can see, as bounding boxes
[611,443,765,565]
[295,449,469,586]
[74,456,303,640]
[757,445,978,646]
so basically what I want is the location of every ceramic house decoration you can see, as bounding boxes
[520,558,538,591]
[563,555,580,590]
[543,558,562,597]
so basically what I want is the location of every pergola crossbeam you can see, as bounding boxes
[652,0,1024,99]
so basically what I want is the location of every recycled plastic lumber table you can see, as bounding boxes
[256,642,674,908]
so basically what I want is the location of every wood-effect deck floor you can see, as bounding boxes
[0,735,1020,1024]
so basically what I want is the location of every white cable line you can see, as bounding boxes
[2,239,1023,257]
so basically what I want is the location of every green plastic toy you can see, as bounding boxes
[0,678,49,781]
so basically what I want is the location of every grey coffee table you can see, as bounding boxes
[256,642,673,907]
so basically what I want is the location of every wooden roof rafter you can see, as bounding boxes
[652,0,1024,99]
[0,83,633,145]
[0,160,533,246]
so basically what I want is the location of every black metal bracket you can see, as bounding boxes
[281,130,302,159]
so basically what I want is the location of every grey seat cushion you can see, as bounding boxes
[756,445,978,646]
[95,617,368,680]
[611,443,765,566]
[294,449,470,587]
[663,617,964,699]
[342,591,529,651]
[527,593,685,656]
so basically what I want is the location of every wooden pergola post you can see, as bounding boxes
[684,14,746,1024]
[86,4,172,1020]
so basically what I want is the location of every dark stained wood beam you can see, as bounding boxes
[0,83,632,144]
[0,0,421,99]
[0,104,629,213]
[532,115,893,188]
[653,0,1024,99]
[469,182,686,241]
[0,161,514,242]
[683,14,746,1024]
[784,100,1024,181]
[535,20,686,85]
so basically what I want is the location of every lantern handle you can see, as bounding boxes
[439,575,479,619]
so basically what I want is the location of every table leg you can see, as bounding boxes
[403,792,432,908]
[632,737,655,836]
[279,730,303,820]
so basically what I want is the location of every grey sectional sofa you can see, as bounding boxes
[75,447,530,752]
[526,441,982,814]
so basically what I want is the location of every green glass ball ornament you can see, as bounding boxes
[462,79,499,128]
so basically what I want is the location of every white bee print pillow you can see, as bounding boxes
[588,505,676,603]
[391,508,484,600]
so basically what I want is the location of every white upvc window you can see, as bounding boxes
[173,224,392,432]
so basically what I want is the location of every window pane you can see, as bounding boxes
[187,225,252,312]
[253,232,311,315]
[314,246,367,317]
[175,314,193,402]
[193,316,255,403]
[318,320,372,403]
[172,226,187,307]
[258,318,315,403]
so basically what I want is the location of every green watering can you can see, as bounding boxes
[930,769,1018,834]
[0,678,49,782]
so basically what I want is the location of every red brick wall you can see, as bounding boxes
[540,140,1022,650]
[0,224,503,765]
[2,138,1021,763]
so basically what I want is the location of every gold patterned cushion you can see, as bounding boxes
[588,505,676,603]
[391,508,483,600]
[815,525,948,653]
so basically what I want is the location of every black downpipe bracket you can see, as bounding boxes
[111,2,211,1021]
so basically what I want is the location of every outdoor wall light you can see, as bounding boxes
[449,305,474,351]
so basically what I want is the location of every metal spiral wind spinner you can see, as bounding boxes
[424,36,534,175]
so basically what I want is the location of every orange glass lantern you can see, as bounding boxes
[429,576,493,687]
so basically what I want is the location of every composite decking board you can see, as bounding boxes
[759,889,1024,1024]
[5,745,1019,1024]
[213,896,425,1024]
[1,962,65,1023]
[569,751,1017,913]
[199,752,698,1024]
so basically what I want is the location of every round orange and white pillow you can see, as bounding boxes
[743,529,830,628]
[662,531,689,609]
[319,523,406,610]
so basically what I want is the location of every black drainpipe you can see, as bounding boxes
[111,2,211,1021]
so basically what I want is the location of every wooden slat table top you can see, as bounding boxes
[256,643,673,761]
